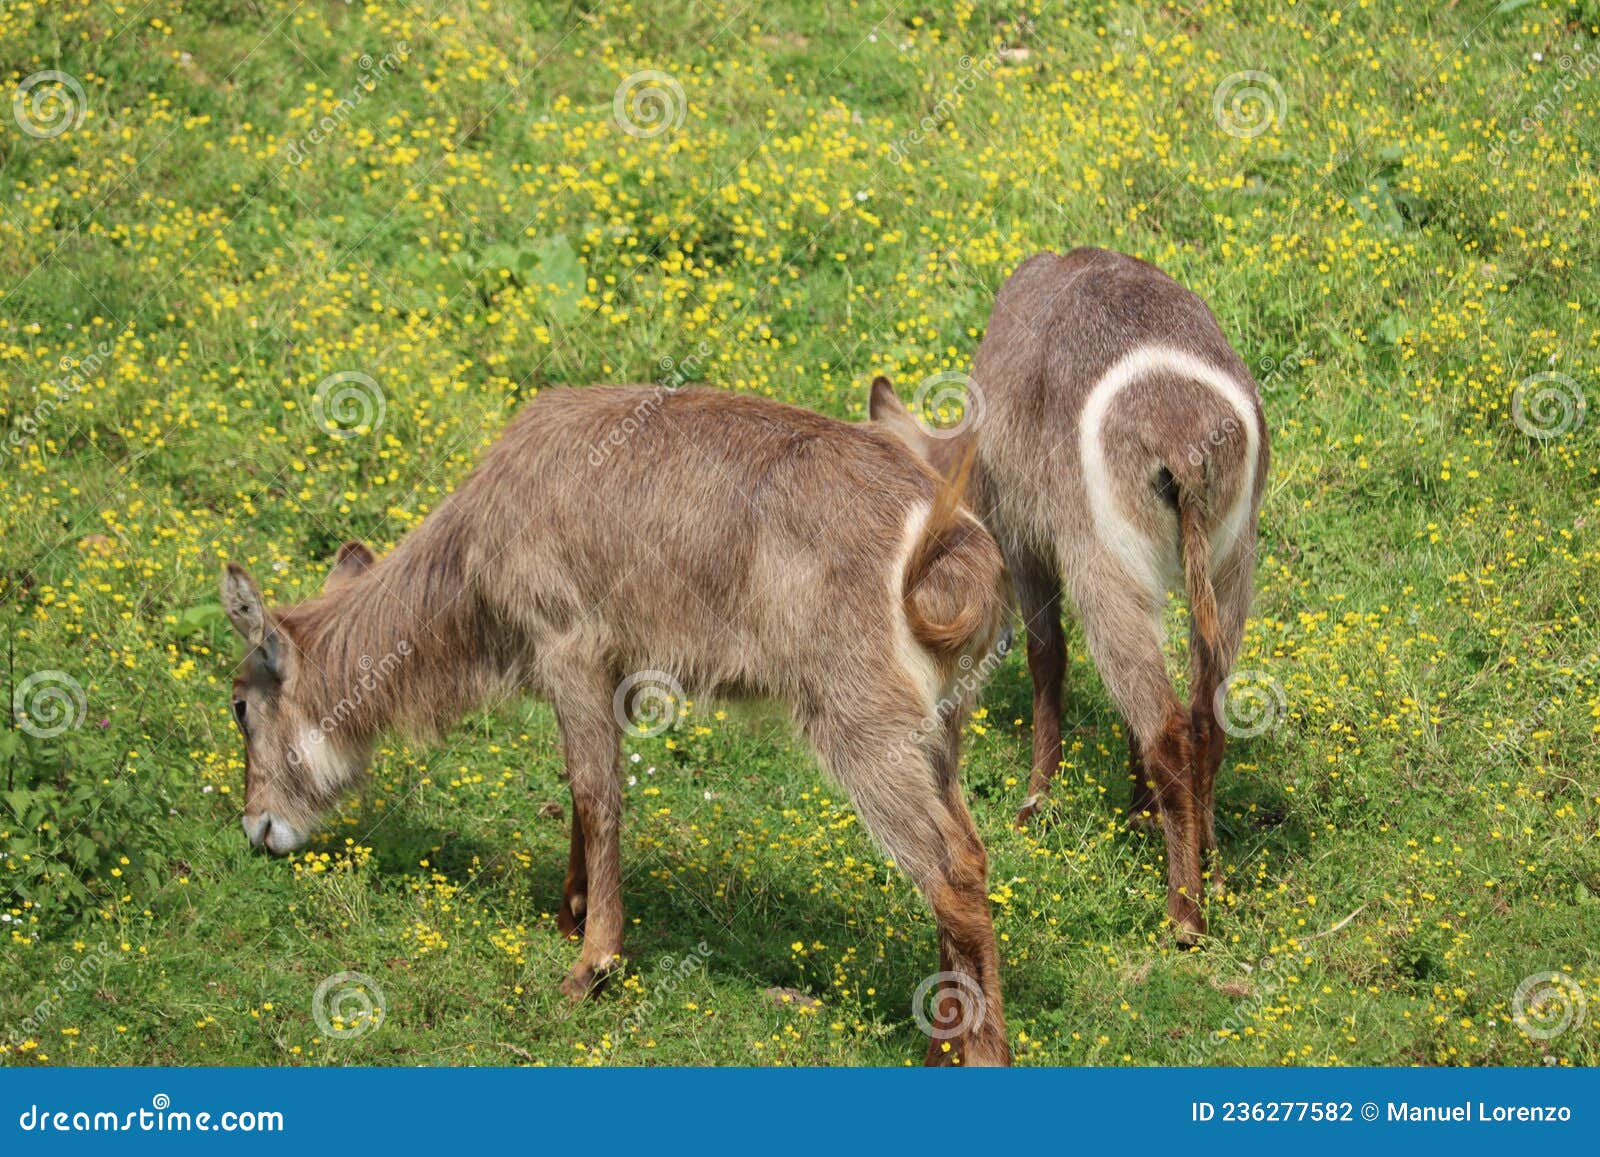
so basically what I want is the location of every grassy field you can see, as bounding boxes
[1,0,1597,1067]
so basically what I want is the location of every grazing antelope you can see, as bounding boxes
[221,385,1011,1065]
[871,247,1268,944]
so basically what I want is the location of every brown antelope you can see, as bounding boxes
[871,247,1268,945]
[220,385,1011,1065]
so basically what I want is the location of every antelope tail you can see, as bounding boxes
[902,440,995,661]
[1175,465,1223,722]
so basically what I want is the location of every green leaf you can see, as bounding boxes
[174,601,227,640]
[522,235,585,324]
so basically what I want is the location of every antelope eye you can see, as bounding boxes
[231,699,249,734]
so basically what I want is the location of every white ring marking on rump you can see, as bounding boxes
[1077,345,1259,592]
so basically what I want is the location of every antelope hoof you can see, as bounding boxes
[1173,914,1207,950]
[561,953,622,1002]
[1014,794,1050,831]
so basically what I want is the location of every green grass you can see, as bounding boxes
[1,0,1597,1066]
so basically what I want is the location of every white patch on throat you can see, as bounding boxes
[1078,345,1260,591]
[293,727,354,796]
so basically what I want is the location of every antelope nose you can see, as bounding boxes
[242,812,272,849]
[244,812,308,856]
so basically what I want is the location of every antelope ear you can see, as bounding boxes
[868,376,934,461]
[326,539,377,592]
[220,563,267,646]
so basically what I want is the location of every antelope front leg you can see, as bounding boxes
[552,687,625,1000]
[1127,732,1159,831]
[557,810,588,938]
